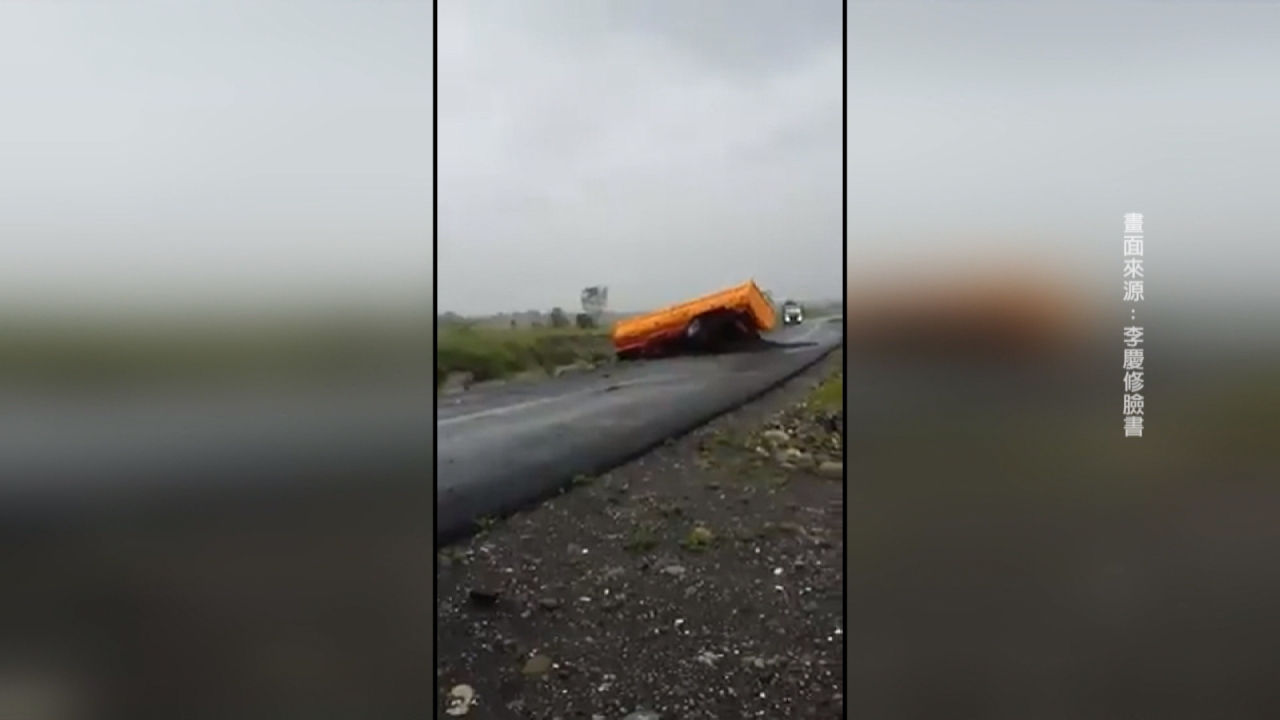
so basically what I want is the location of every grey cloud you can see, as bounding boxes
[438,0,844,315]
[0,1,431,314]
[850,2,1280,315]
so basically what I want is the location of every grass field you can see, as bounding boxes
[436,324,614,387]
[0,312,430,392]
[0,299,835,393]
[807,365,843,410]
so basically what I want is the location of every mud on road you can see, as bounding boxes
[436,352,845,720]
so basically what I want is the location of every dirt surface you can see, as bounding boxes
[436,351,845,720]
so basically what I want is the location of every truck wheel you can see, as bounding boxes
[685,311,742,353]
[685,317,704,342]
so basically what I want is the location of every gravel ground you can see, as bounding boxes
[436,351,845,720]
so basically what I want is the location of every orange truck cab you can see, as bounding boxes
[610,280,777,360]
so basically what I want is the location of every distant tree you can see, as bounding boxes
[549,307,570,329]
[574,313,596,330]
[439,311,472,330]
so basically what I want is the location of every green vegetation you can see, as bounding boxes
[681,524,716,551]
[808,368,844,410]
[624,522,660,553]
[0,311,428,391]
[436,323,613,387]
[473,516,499,536]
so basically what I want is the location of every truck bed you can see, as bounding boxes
[611,280,777,357]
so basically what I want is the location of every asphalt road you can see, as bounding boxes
[0,383,435,715]
[0,380,434,523]
[0,320,839,715]
[436,318,843,543]
[1,317,839,531]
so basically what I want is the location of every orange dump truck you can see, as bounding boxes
[611,280,778,359]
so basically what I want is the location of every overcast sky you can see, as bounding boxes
[7,3,1277,319]
[852,2,1280,316]
[0,1,431,315]
[437,0,844,315]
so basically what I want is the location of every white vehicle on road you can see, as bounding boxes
[781,301,805,326]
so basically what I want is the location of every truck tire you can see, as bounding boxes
[685,311,752,354]
[684,315,718,352]
[684,317,705,344]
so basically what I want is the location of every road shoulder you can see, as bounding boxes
[437,351,845,720]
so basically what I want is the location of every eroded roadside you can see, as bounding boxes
[436,351,845,720]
